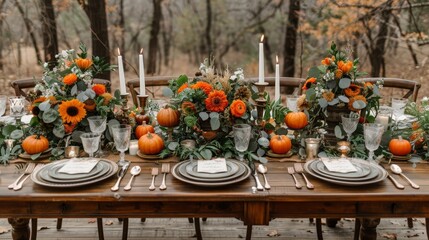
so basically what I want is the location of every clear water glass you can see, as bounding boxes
[391,97,407,120]
[286,95,299,112]
[88,116,107,157]
[80,133,101,158]
[341,113,359,141]
[233,124,251,161]
[0,95,7,116]
[364,123,384,163]
[9,96,26,118]
[111,124,132,166]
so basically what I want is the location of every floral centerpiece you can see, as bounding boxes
[159,60,289,162]
[299,42,382,144]
[24,44,122,158]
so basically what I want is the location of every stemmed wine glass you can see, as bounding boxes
[80,133,101,158]
[9,96,26,122]
[341,113,359,142]
[87,116,107,157]
[111,124,132,166]
[391,97,407,120]
[233,124,251,161]
[364,123,384,163]
[0,95,7,117]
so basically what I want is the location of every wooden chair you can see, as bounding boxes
[357,78,421,102]
[10,78,111,240]
[246,76,305,96]
[10,78,112,100]
[126,76,173,107]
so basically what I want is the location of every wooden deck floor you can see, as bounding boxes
[0,217,426,239]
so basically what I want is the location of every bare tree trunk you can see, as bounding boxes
[282,0,300,77]
[79,0,111,80]
[161,4,173,66]
[263,35,275,74]
[147,0,163,75]
[15,0,42,63]
[119,0,125,53]
[205,0,212,58]
[39,0,58,69]
[0,0,6,70]
[369,0,393,77]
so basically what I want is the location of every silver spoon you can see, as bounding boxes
[124,166,141,191]
[390,164,419,189]
[257,164,271,190]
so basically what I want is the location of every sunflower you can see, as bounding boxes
[230,99,246,117]
[205,90,228,112]
[344,84,361,97]
[63,73,78,85]
[59,99,87,125]
[348,95,367,112]
[302,77,317,90]
[177,83,189,94]
[192,81,213,95]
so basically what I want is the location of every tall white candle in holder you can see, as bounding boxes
[258,35,265,84]
[275,55,280,102]
[117,48,127,95]
[139,48,146,96]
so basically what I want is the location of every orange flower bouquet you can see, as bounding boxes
[161,60,257,160]
[27,44,121,156]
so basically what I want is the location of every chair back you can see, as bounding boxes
[10,78,111,99]
[127,76,174,106]
[357,78,421,102]
[246,77,305,96]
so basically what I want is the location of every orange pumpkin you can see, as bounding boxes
[138,132,164,155]
[135,122,155,139]
[270,135,292,154]
[389,136,412,156]
[22,135,49,155]
[157,106,180,127]
[284,112,308,130]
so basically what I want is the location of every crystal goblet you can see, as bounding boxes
[364,123,384,163]
[391,97,407,120]
[341,113,359,142]
[111,124,132,166]
[9,96,26,122]
[88,116,107,157]
[233,124,251,161]
[80,133,101,158]
[0,95,7,116]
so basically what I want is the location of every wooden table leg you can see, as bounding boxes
[246,225,252,240]
[359,218,380,240]
[8,218,30,240]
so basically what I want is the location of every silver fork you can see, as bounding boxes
[149,168,159,191]
[8,163,36,189]
[287,167,302,189]
[14,164,44,191]
[159,163,170,190]
[294,163,314,189]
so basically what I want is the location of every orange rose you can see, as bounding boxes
[192,81,213,95]
[177,83,189,94]
[344,84,361,97]
[75,58,92,70]
[63,73,78,85]
[92,84,106,95]
[321,57,331,66]
[338,60,353,74]
[230,99,246,117]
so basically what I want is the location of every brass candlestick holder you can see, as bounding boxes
[253,82,269,124]
[118,93,130,124]
[137,94,149,114]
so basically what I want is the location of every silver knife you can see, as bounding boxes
[111,163,130,191]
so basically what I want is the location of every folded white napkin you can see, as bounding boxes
[197,158,227,173]
[321,157,357,173]
[58,159,99,174]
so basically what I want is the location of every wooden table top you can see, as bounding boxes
[0,154,427,203]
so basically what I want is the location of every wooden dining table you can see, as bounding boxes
[0,154,428,240]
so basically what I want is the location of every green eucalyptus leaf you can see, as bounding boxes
[257,137,270,147]
[224,151,232,159]
[168,142,179,151]
[77,92,89,102]
[339,78,351,89]
[199,112,209,121]
[308,66,322,78]
[201,149,212,160]
[42,108,59,123]
[71,84,78,96]
[176,75,188,86]
[318,151,328,158]
[71,131,85,143]
[338,95,349,103]
[335,125,344,139]
[259,157,268,164]
[328,98,339,106]
[10,129,24,139]
[257,148,265,157]
[53,125,65,139]
[210,117,220,130]
[38,100,51,111]
[209,112,219,118]
[275,127,288,135]
[352,100,367,109]
[31,152,42,160]
[260,131,269,138]
[318,98,328,108]
[326,80,336,89]
[162,87,174,97]
[305,88,316,101]
[29,116,40,127]
[2,125,17,137]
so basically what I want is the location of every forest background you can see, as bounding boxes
[0,0,428,100]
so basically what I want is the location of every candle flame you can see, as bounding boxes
[140,48,143,54]
[117,48,121,56]
[260,34,264,42]
[276,55,279,64]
